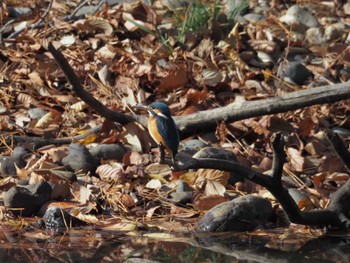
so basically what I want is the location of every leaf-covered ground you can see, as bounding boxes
[1,0,350,246]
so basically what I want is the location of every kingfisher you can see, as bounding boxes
[133,102,180,165]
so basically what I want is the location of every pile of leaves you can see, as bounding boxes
[1,0,350,234]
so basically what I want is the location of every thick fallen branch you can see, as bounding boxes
[175,83,350,135]
[47,42,350,137]
[176,132,350,229]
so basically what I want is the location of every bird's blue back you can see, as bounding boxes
[157,115,179,154]
[150,102,179,154]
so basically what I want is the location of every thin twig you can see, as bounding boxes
[92,0,107,16]
[64,0,89,21]
[32,0,54,27]
[2,125,103,148]
[7,0,54,39]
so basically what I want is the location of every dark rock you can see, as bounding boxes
[168,180,193,205]
[193,147,237,161]
[196,195,275,232]
[43,206,86,233]
[8,7,33,18]
[3,181,52,216]
[279,5,319,33]
[284,62,312,86]
[12,147,30,168]
[89,144,126,161]
[62,144,99,173]
[51,170,77,182]
[0,147,30,178]
[243,13,265,23]
[0,157,17,177]
[17,178,30,186]
[181,139,207,156]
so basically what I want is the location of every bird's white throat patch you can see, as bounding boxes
[157,112,169,119]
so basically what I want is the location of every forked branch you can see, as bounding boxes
[177,131,350,229]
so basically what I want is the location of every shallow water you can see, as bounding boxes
[0,227,349,262]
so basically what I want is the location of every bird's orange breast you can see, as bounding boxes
[148,116,161,143]
[148,116,173,155]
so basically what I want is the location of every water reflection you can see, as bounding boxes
[0,228,349,262]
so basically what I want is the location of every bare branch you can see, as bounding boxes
[3,125,103,149]
[48,42,145,125]
[270,132,286,179]
[177,132,350,229]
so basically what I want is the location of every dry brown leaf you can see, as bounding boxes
[216,121,227,144]
[318,155,346,173]
[123,12,155,32]
[16,93,38,108]
[286,147,305,172]
[157,68,188,93]
[305,140,327,156]
[78,185,94,204]
[34,111,55,128]
[78,133,98,145]
[268,116,294,133]
[145,179,162,189]
[75,213,99,224]
[146,205,161,218]
[0,116,11,130]
[96,163,124,183]
[29,172,45,184]
[169,170,185,181]
[145,163,172,177]
[70,101,88,112]
[298,197,316,211]
[120,121,153,152]
[45,201,80,210]
[298,117,315,137]
[35,109,62,129]
[0,182,17,191]
[95,45,117,60]
[42,146,67,163]
[249,40,279,53]
[195,169,230,186]
[99,219,137,231]
[170,205,198,218]
[194,194,227,211]
[204,180,226,196]
[327,172,350,182]
[121,193,136,207]
[75,18,113,35]
[244,118,266,135]
[123,151,144,166]
[259,156,272,171]
[28,71,44,86]
[51,181,71,200]
[185,88,208,104]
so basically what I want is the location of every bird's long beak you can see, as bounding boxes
[132,104,148,111]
